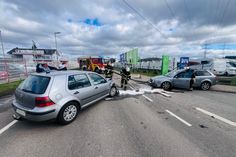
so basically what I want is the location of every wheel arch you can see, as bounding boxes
[201,79,212,86]
[56,100,81,121]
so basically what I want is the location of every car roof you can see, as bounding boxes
[32,70,92,77]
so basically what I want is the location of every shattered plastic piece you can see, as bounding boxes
[105,98,113,101]
[157,111,165,114]
[199,124,208,128]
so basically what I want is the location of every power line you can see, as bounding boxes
[204,0,232,58]
[213,0,221,24]
[206,0,231,44]
[183,0,192,24]
[218,0,231,26]
[122,0,168,39]
[164,0,176,19]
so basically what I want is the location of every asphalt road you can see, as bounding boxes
[0,75,236,157]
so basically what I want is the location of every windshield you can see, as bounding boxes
[165,70,179,77]
[227,62,236,67]
[18,75,50,94]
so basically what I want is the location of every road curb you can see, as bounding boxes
[209,89,236,94]
[0,91,14,99]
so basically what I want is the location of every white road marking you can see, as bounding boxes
[161,90,173,94]
[0,120,18,135]
[196,107,236,127]
[158,92,171,97]
[166,110,192,127]
[0,103,4,106]
[129,85,135,90]
[142,95,153,102]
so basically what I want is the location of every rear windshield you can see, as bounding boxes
[18,75,50,94]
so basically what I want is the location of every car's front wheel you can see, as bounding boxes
[109,86,118,97]
[58,102,79,125]
[162,81,171,91]
[201,81,211,90]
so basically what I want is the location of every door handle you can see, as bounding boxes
[94,86,98,89]
[74,91,79,94]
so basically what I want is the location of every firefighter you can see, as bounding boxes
[104,63,114,79]
[120,65,131,90]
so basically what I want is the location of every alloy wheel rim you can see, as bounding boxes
[202,83,209,90]
[163,82,170,89]
[110,87,116,96]
[63,105,77,121]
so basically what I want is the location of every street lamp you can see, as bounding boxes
[0,30,8,82]
[0,30,5,59]
[54,32,61,65]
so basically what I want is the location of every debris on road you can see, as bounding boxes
[104,98,114,101]
[157,111,165,114]
[199,124,208,128]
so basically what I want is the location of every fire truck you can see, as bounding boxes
[77,56,108,73]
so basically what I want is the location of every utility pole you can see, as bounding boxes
[0,30,5,58]
[0,30,8,83]
[54,32,61,65]
[223,43,226,58]
[204,43,207,58]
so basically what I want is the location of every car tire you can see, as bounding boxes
[109,85,118,97]
[225,72,228,76]
[201,81,211,90]
[161,81,171,91]
[57,102,79,125]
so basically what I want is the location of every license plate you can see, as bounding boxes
[16,109,26,116]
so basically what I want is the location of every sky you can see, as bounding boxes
[0,0,236,59]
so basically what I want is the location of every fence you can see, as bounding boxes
[0,59,29,84]
[0,58,80,84]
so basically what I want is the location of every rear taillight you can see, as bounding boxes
[35,96,55,107]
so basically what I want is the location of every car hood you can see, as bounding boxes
[152,75,170,81]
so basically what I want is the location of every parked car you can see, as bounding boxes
[149,69,216,90]
[12,70,118,124]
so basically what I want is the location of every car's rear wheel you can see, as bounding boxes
[58,102,79,125]
[201,81,211,90]
[109,86,118,97]
[162,81,171,91]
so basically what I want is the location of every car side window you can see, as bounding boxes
[195,71,211,76]
[88,73,107,85]
[68,74,91,90]
[175,72,191,78]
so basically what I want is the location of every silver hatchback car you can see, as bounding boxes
[149,69,217,90]
[12,70,118,124]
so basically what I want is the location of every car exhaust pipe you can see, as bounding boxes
[12,114,22,120]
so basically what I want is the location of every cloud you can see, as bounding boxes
[1,0,236,59]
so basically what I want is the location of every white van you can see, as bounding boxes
[189,58,236,76]
[226,60,236,76]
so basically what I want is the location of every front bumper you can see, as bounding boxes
[149,79,161,87]
[12,101,59,122]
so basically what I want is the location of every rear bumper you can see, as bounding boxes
[12,101,59,122]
